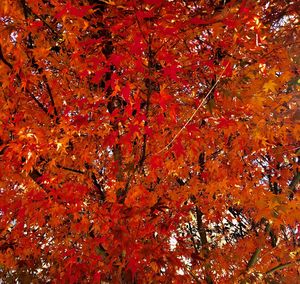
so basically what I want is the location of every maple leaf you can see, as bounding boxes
[149,155,163,170]
[217,117,235,129]
[172,140,185,158]
[263,80,277,93]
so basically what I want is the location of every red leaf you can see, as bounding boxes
[150,155,163,170]
[190,17,209,25]
[122,83,131,102]
[163,66,178,80]
[172,140,185,158]
[217,117,235,129]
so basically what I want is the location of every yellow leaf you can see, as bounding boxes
[263,80,277,93]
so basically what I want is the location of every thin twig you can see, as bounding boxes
[133,5,148,44]
[157,60,232,154]
[20,0,59,36]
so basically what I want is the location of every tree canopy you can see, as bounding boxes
[0,0,299,283]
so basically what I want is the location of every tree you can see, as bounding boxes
[0,0,299,282]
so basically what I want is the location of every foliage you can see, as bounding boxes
[0,0,299,283]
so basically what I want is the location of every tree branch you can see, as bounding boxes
[0,45,13,69]
[196,206,208,246]
[91,172,106,202]
[138,36,154,169]
[27,89,51,116]
[247,248,261,270]
[266,259,300,275]
[56,164,85,174]
[0,44,52,117]
[28,167,50,193]
[20,0,59,37]
[43,75,58,117]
